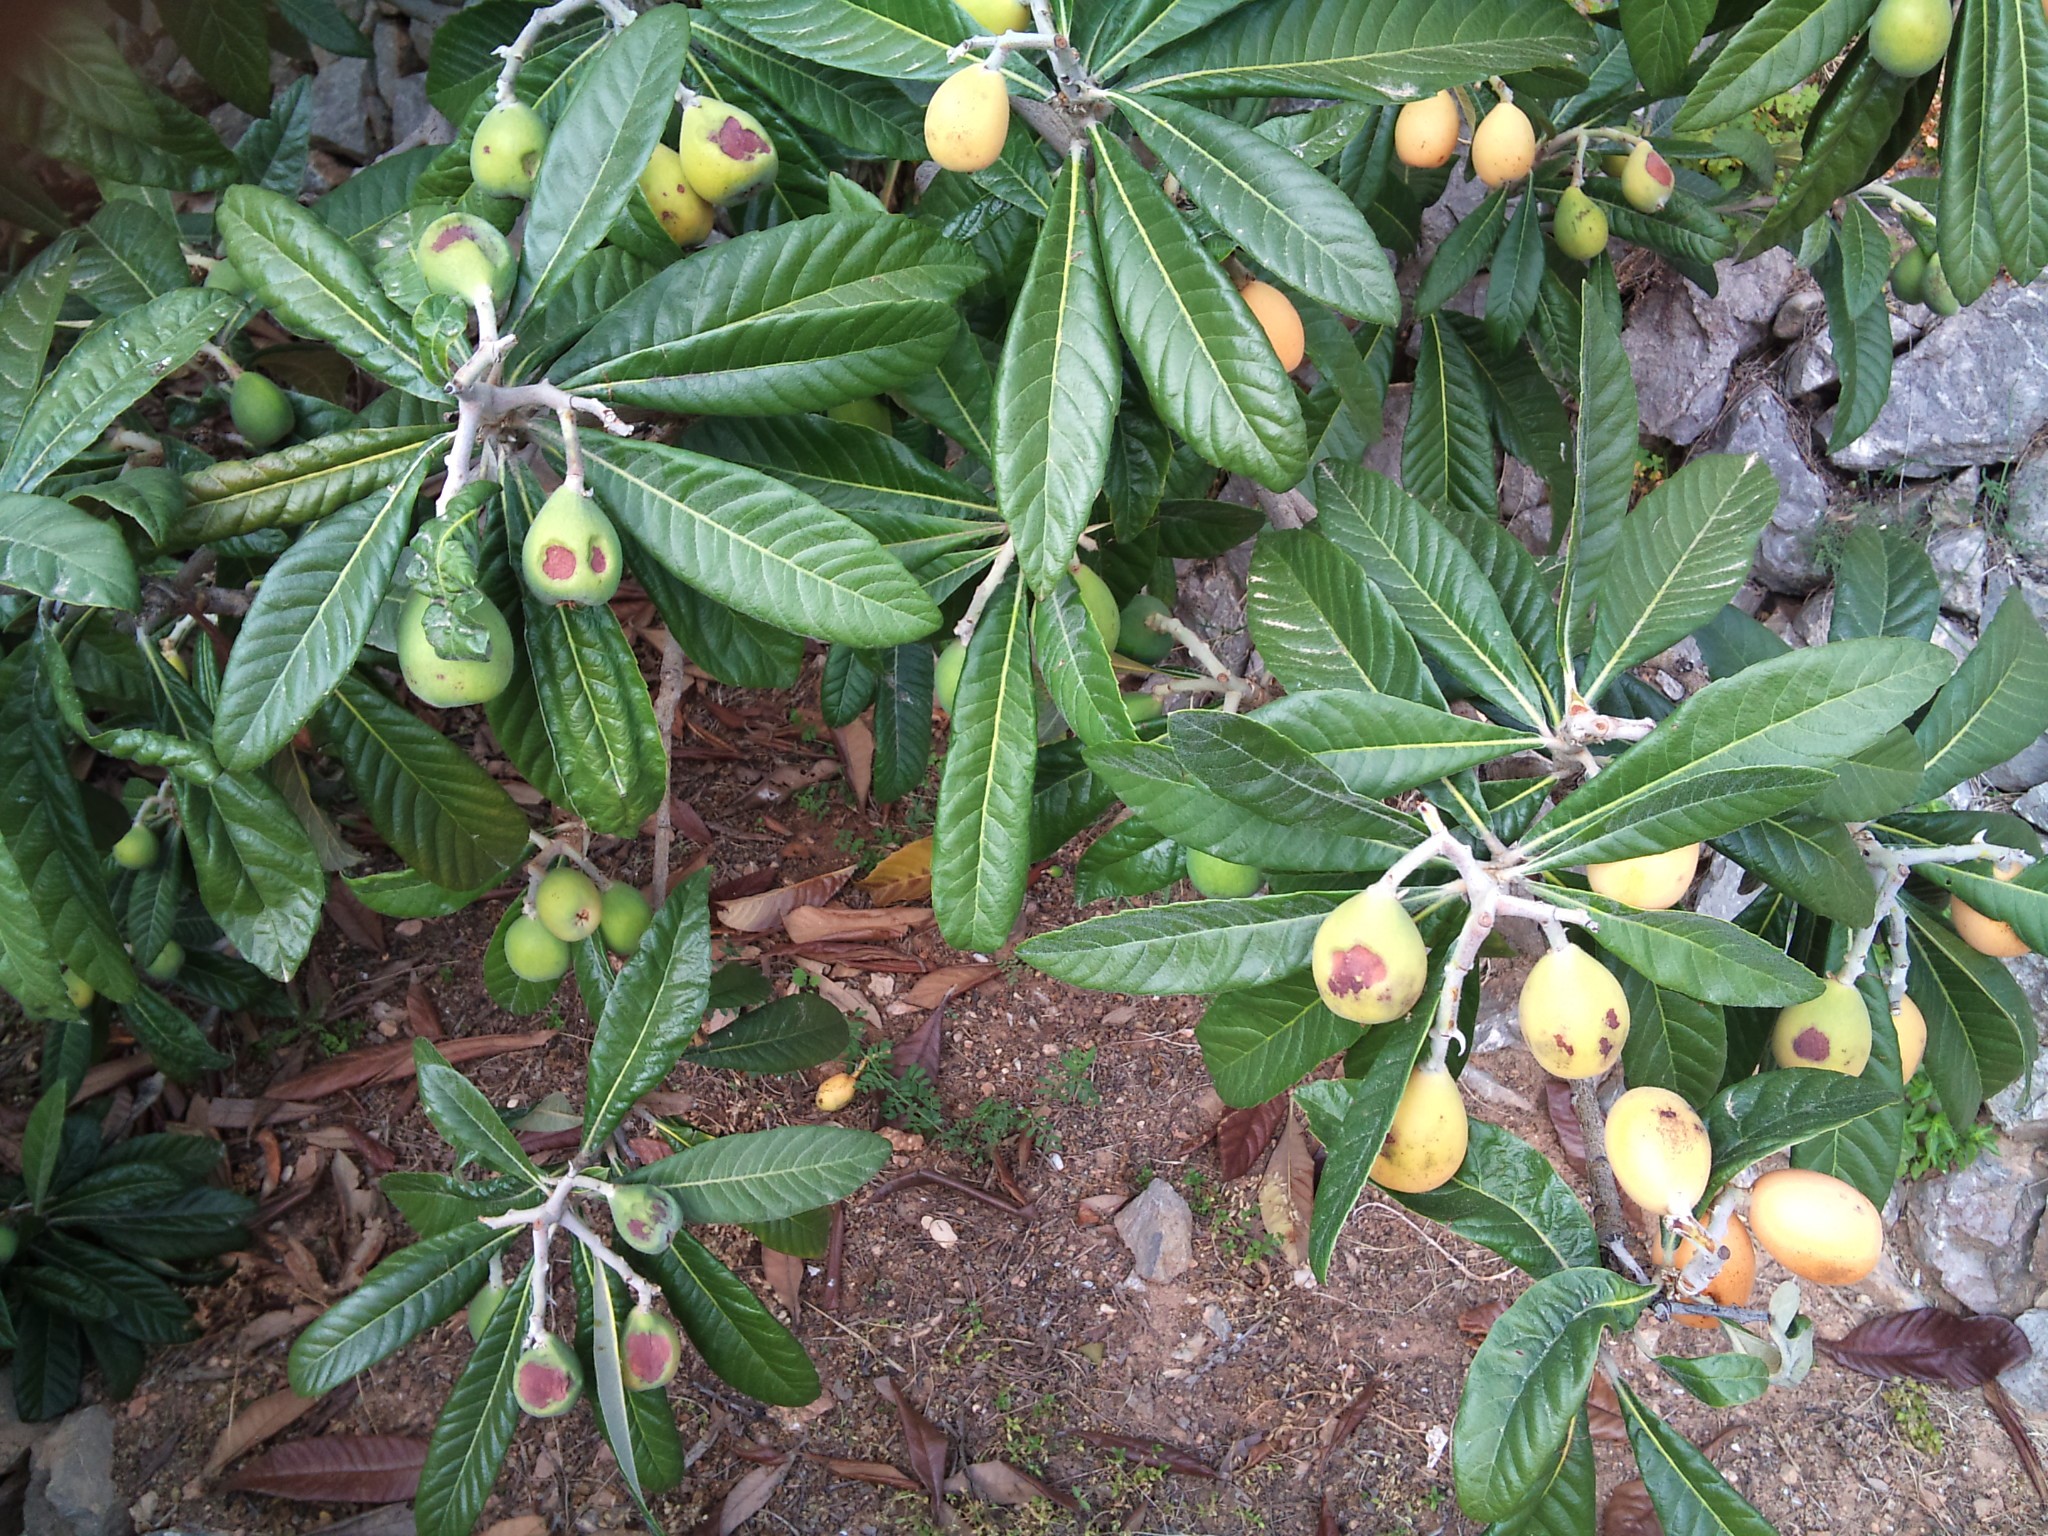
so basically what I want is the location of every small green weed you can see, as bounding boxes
[1885,1379,1944,1457]
[1898,1073,1999,1181]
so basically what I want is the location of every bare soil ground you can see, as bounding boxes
[9,663,2042,1536]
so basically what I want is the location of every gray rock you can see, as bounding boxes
[1115,1177,1194,1283]
[309,54,381,162]
[386,76,439,147]
[1927,524,1989,618]
[24,1406,123,1536]
[1362,382,1411,487]
[1623,250,1801,445]
[1985,564,2048,629]
[1773,286,1825,342]
[2017,782,2048,832]
[2000,1309,2048,1421]
[1782,310,1920,398]
[1903,1143,2048,1315]
[1702,388,1834,592]
[1827,276,2048,474]
[2004,454,2048,563]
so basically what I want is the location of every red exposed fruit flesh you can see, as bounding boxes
[518,1359,573,1408]
[626,1329,674,1386]
[588,544,608,574]
[713,115,770,160]
[1793,1027,1831,1062]
[541,544,576,580]
[432,223,476,252]
[1324,944,1387,997]
[1646,152,1674,188]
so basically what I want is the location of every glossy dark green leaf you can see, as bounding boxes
[1124,0,1596,101]
[1712,816,1877,928]
[1091,127,1306,491]
[556,213,982,415]
[1703,1067,1899,1198]
[632,1230,820,1405]
[1914,593,2048,800]
[1676,0,1879,129]
[635,1124,890,1224]
[415,1040,545,1186]
[1119,92,1396,322]
[1583,894,1822,1008]
[217,186,439,400]
[1828,527,1936,647]
[872,642,934,804]
[933,574,1036,952]
[1390,1119,1597,1277]
[159,0,269,113]
[694,12,924,158]
[1197,975,1362,1106]
[1314,461,1546,727]
[1523,640,1953,869]
[1167,708,1418,842]
[1621,0,1715,97]
[175,427,452,544]
[0,495,138,610]
[1033,576,1133,749]
[1746,51,1912,262]
[1402,313,1498,528]
[0,290,235,495]
[120,988,232,1082]
[683,992,849,1074]
[996,151,1119,596]
[1296,1011,1432,1279]
[288,1222,518,1396]
[1452,1267,1655,1523]
[577,434,941,647]
[1019,890,1346,995]
[175,768,323,982]
[1904,896,2037,1110]
[584,870,713,1149]
[516,6,692,316]
[214,444,436,771]
[1791,974,1905,1207]
[1616,965,1727,1108]
[1245,528,1439,702]
[1616,1378,1777,1534]
[1583,454,1781,700]
[314,674,529,894]
[414,1247,524,1536]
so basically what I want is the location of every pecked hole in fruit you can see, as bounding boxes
[1326,944,1386,997]
[713,115,769,160]
[542,544,576,580]
[588,543,608,575]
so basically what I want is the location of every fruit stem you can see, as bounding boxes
[1836,830,2034,992]
[560,1207,659,1308]
[952,537,1018,646]
[1141,611,1247,713]
[197,342,242,381]
[1569,1075,1642,1276]
[492,0,636,106]
[1858,179,1937,233]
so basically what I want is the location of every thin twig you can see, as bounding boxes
[1570,1077,1637,1275]
[650,630,687,897]
[869,1170,1032,1216]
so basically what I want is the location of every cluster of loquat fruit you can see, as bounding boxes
[1302,834,2035,1312]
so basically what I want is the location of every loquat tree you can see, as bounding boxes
[2,0,2047,1530]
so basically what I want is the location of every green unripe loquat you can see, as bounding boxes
[621,1304,681,1391]
[1071,564,1120,646]
[471,100,548,198]
[1891,245,1930,306]
[600,882,653,955]
[1118,594,1174,664]
[1186,850,1263,899]
[826,397,893,435]
[934,639,967,714]
[503,914,570,982]
[678,99,779,204]
[608,1184,683,1254]
[414,212,515,306]
[397,591,515,708]
[143,941,184,982]
[1553,185,1609,262]
[521,485,622,606]
[112,823,159,871]
[1868,0,1953,79]
[534,866,602,943]
[230,371,294,450]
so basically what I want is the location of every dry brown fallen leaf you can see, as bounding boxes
[817,1457,921,1492]
[860,838,934,905]
[264,1030,553,1101]
[205,1388,321,1475]
[782,905,930,944]
[902,963,1000,1008]
[949,1460,1079,1510]
[710,1454,791,1535]
[480,1517,550,1536]
[833,719,874,807]
[875,1376,953,1527]
[716,866,855,932]
[1257,1105,1315,1269]
[219,1434,428,1502]
[762,1246,803,1312]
